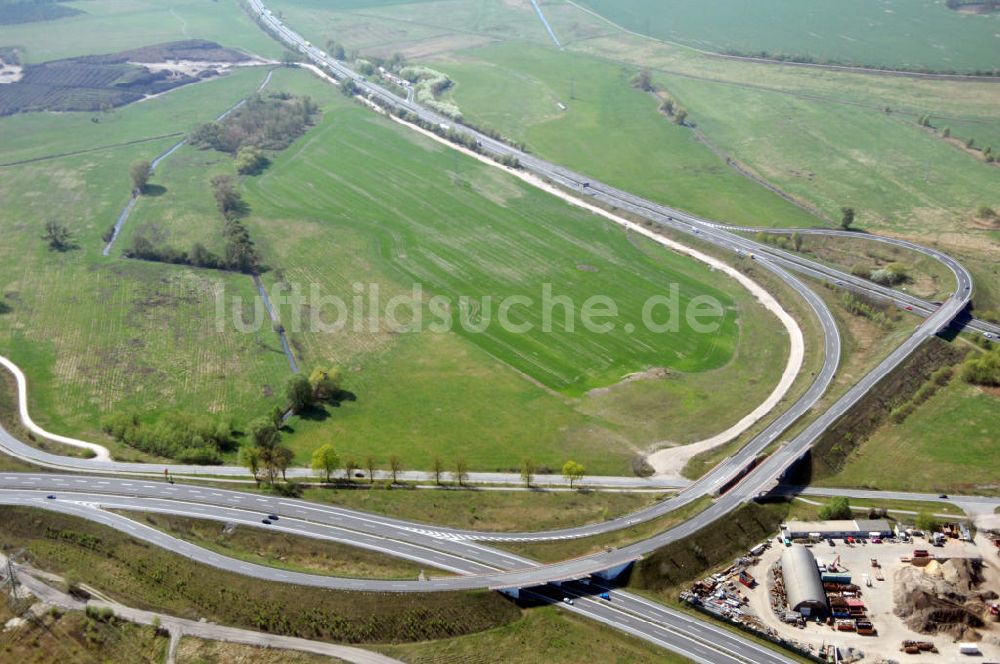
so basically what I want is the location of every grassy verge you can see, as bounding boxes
[790,497,964,519]
[0,507,520,643]
[115,510,436,579]
[496,496,712,563]
[0,601,167,664]
[298,486,663,532]
[379,604,692,664]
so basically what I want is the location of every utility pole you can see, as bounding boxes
[4,549,24,607]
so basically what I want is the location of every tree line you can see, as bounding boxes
[632,69,688,126]
[124,175,260,274]
[342,84,521,170]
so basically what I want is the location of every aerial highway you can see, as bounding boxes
[0,3,985,662]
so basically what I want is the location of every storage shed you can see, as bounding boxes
[781,545,828,617]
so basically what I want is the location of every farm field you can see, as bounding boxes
[264,0,611,59]
[573,0,1000,73]
[434,43,820,228]
[822,376,1000,495]
[232,80,794,472]
[1,0,283,63]
[663,73,1000,236]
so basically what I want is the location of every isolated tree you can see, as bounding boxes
[311,443,340,483]
[840,206,856,230]
[286,374,313,414]
[326,40,346,60]
[130,159,152,194]
[792,232,803,252]
[42,220,73,251]
[942,127,951,138]
[432,456,445,485]
[977,205,996,220]
[915,511,939,533]
[674,108,688,126]
[239,446,262,486]
[562,460,585,489]
[308,365,342,402]
[454,458,469,487]
[966,137,976,149]
[344,457,359,482]
[274,445,294,481]
[247,418,280,451]
[632,69,653,92]
[389,455,402,485]
[660,99,675,116]
[521,458,536,488]
[818,496,852,520]
[365,455,378,484]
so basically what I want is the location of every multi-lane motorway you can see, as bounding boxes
[0,3,990,662]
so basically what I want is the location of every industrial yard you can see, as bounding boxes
[682,520,1000,663]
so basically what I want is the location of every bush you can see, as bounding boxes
[961,347,1000,386]
[100,411,234,462]
[818,496,852,520]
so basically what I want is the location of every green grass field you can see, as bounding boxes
[823,377,1000,494]
[574,0,1000,73]
[435,43,819,229]
[3,0,283,63]
[232,78,794,471]
[119,510,432,579]
[0,68,294,443]
[0,59,790,473]
[298,486,662,532]
[663,73,1000,235]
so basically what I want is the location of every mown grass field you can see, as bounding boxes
[2,0,283,63]
[823,376,1000,495]
[574,0,1000,73]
